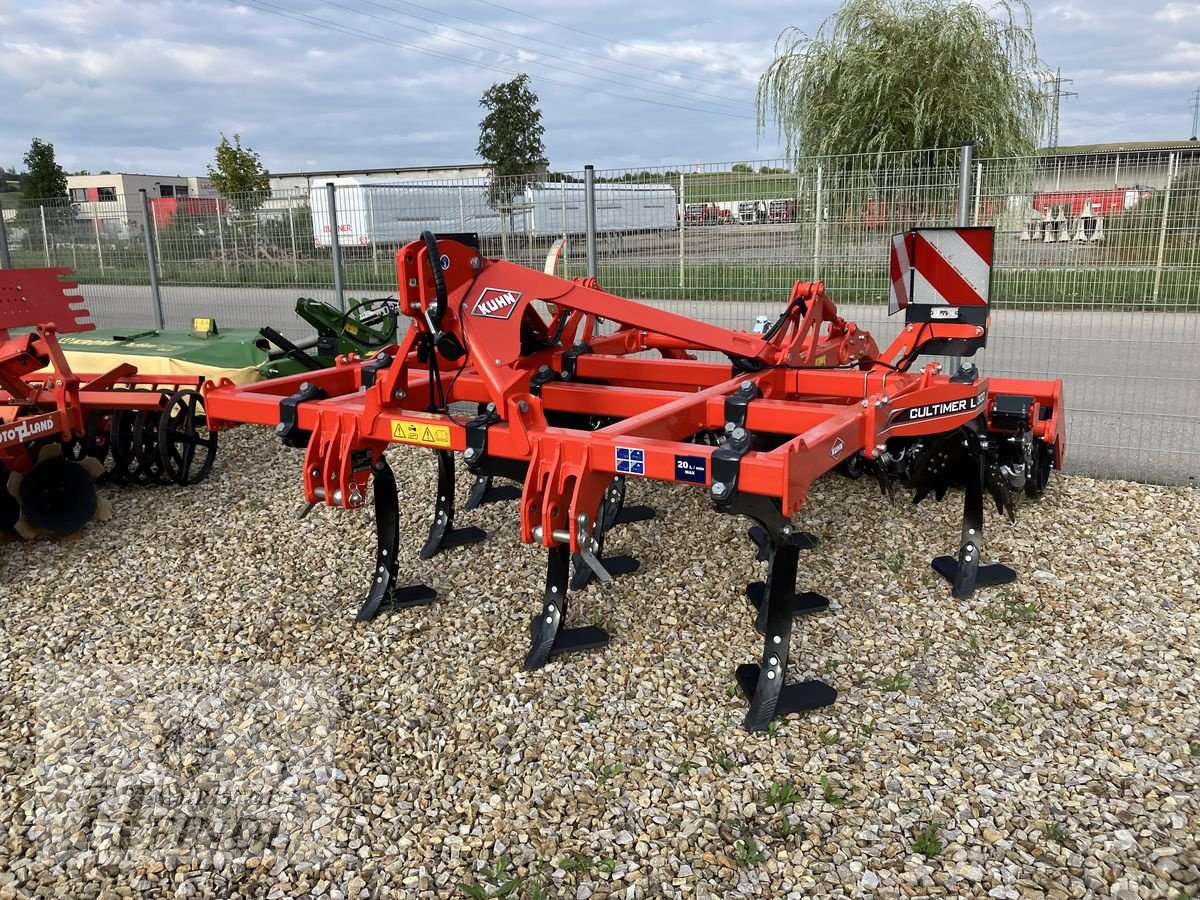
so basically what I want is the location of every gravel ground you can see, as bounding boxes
[0,428,1197,899]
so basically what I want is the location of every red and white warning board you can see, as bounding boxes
[888,227,993,315]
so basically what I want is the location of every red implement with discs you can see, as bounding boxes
[204,228,1064,731]
[0,268,218,538]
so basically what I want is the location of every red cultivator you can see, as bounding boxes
[204,228,1064,730]
[0,269,217,537]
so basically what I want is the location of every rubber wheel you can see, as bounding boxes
[16,456,99,536]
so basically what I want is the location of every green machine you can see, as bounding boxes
[256,296,400,379]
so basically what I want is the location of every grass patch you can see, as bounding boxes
[765,782,803,809]
[874,671,913,693]
[913,822,944,859]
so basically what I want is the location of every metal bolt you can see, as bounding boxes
[300,382,311,393]
[772,635,781,644]
[711,482,727,496]
[464,447,476,460]
[577,513,588,525]
[494,358,502,365]
[394,389,406,400]
[517,400,529,413]
[766,670,777,680]
[732,427,746,442]
[769,655,779,667]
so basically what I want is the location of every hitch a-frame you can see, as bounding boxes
[204,228,1064,731]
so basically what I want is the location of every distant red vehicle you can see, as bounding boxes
[684,203,725,226]
[767,199,796,223]
[1032,188,1147,218]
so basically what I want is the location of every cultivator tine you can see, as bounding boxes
[746,528,828,631]
[924,423,1017,599]
[747,525,818,562]
[419,450,487,560]
[463,474,522,510]
[525,543,609,670]
[357,457,435,622]
[736,530,837,732]
[570,477,642,590]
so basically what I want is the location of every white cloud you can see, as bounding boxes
[1153,3,1200,22]
[1106,70,1200,86]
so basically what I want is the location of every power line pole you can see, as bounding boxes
[1190,85,1200,140]
[1043,68,1077,151]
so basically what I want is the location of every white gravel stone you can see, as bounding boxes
[0,429,1196,897]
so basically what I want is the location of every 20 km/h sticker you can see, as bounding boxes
[391,419,452,448]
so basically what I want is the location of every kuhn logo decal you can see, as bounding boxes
[889,389,987,427]
[830,437,845,458]
[0,414,56,448]
[473,288,522,320]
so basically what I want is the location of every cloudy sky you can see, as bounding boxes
[2,0,1198,177]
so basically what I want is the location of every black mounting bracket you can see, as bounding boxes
[560,342,593,381]
[276,382,329,448]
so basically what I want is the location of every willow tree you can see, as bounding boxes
[756,0,1049,160]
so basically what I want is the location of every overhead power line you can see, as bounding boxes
[234,0,755,120]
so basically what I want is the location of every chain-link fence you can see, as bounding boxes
[2,145,1197,483]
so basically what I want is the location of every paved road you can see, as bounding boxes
[80,282,1200,485]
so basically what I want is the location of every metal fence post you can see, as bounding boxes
[956,141,974,227]
[40,205,51,266]
[368,190,379,279]
[216,204,228,281]
[584,165,598,280]
[326,182,346,312]
[287,193,298,279]
[93,216,104,272]
[677,170,685,288]
[973,162,983,226]
[150,200,163,270]
[814,164,824,281]
[1152,152,1177,306]
[139,189,166,331]
[0,198,11,269]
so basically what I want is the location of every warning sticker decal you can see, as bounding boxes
[391,419,452,448]
[616,446,645,476]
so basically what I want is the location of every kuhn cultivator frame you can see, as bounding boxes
[0,268,217,537]
[205,229,1064,730]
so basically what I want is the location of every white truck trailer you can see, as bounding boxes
[311,178,677,247]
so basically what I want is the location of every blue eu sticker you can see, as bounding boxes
[674,454,707,484]
[616,446,645,476]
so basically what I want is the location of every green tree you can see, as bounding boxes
[477,74,548,209]
[756,0,1049,160]
[20,138,68,203]
[207,132,270,212]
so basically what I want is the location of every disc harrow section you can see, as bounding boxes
[0,269,219,539]
[204,228,1066,732]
